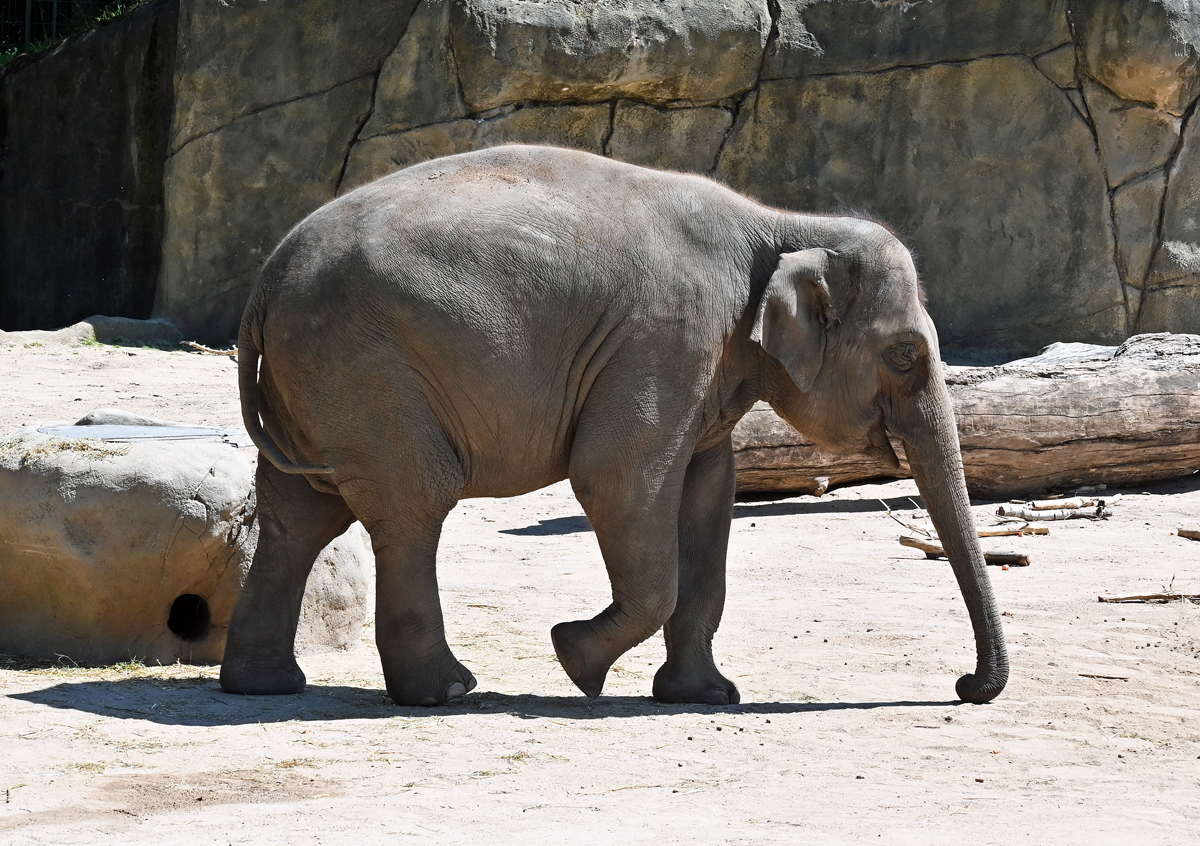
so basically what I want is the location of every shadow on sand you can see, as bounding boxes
[9,680,961,727]
[497,494,930,536]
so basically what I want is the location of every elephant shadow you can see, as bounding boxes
[496,494,931,536]
[8,680,958,727]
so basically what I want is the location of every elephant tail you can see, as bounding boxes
[238,295,336,476]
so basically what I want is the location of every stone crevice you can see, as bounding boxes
[1069,65,1133,332]
[762,49,1061,83]
[168,74,379,160]
[708,0,778,177]
[336,78,379,196]
[1032,41,1076,61]
[601,101,617,157]
[335,6,422,196]
[1140,93,1200,328]
[707,96,745,176]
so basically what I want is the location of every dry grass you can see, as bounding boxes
[0,652,216,682]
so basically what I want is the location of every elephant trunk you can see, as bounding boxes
[897,380,1009,704]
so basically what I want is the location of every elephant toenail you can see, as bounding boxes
[446,682,467,699]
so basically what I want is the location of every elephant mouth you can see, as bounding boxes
[866,418,901,470]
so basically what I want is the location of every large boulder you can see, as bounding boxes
[448,0,770,109]
[0,422,369,665]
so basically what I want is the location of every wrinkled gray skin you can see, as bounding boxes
[220,145,1008,707]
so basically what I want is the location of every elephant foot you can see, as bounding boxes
[220,655,306,696]
[551,620,612,698]
[383,658,478,707]
[652,661,740,706]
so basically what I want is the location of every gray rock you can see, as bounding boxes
[1113,171,1167,289]
[0,430,368,665]
[608,103,733,174]
[342,105,611,193]
[158,78,375,342]
[1071,0,1200,116]
[72,408,192,428]
[170,0,419,151]
[716,56,1126,354]
[360,0,470,139]
[0,317,182,348]
[764,0,1070,79]
[448,0,770,110]
[1082,78,1181,188]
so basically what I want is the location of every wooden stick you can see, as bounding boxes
[1078,673,1129,681]
[185,341,238,356]
[977,522,1050,537]
[899,535,944,557]
[1028,496,1089,510]
[1097,593,1200,603]
[899,536,1030,566]
[984,551,1031,567]
[1178,528,1200,541]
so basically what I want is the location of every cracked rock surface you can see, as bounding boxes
[7,0,1200,353]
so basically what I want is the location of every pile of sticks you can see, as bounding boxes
[888,501,1045,567]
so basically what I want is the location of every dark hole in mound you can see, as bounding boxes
[168,594,210,641]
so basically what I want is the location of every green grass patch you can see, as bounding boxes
[1,1,149,69]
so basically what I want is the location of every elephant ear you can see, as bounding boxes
[751,248,838,392]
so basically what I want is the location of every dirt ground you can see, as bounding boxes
[0,340,1198,845]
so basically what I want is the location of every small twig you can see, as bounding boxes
[185,341,238,356]
[976,522,1050,537]
[880,500,933,538]
[1079,673,1129,681]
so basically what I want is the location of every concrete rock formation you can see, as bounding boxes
[4,0,1200,355]
[0,423,369,665]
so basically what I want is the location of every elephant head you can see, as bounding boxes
[753,219,1008,704]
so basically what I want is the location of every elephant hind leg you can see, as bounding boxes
[652,438,741,706]
[336,425,477,707]
[368,514,478,707]
[221,460,355,695]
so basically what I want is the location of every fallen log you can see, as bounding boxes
[1179,528,1200,541]
[734,333,1200,499]
[1097,593,1200,603]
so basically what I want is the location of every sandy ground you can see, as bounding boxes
[0,340,1198,845]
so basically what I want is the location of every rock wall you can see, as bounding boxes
[6,0,1200,352]
[0,0,177,332]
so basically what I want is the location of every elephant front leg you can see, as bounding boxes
[553,471,684,699]
[221,462,354,695]
[652,437,741,706]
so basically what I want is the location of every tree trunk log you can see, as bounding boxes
[734,333,1200,500]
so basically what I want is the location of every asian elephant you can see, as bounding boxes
[219,144,1008,708]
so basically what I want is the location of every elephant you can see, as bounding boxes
[219,144,1008,708]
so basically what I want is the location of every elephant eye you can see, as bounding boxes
[884,342,918,372]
